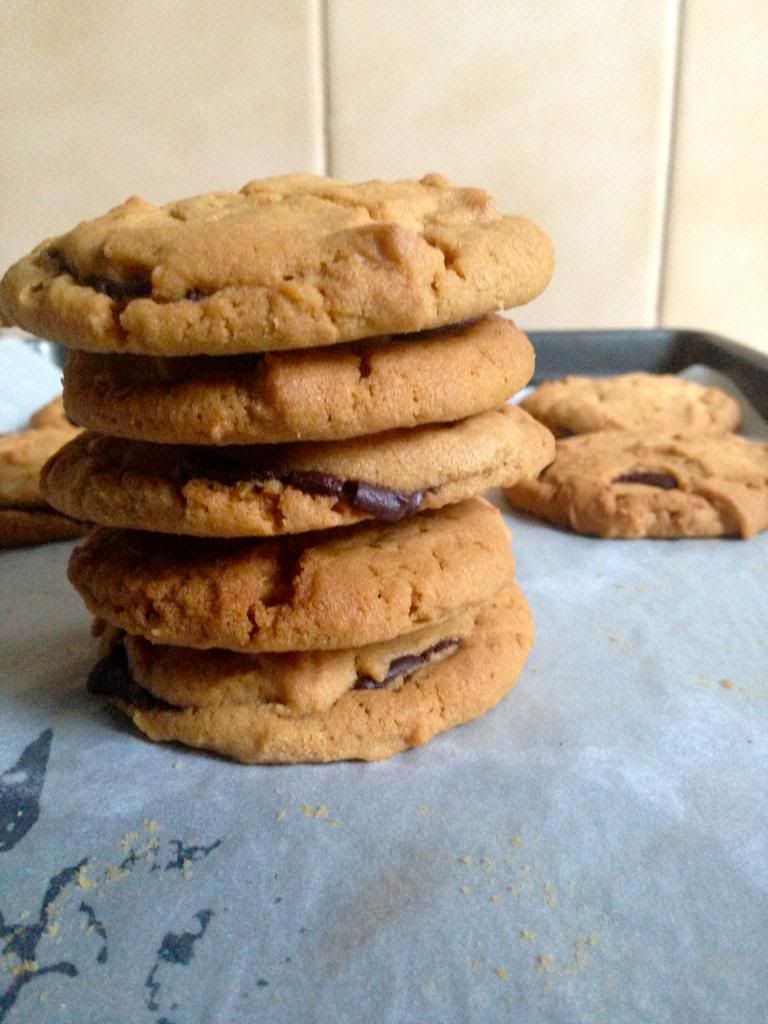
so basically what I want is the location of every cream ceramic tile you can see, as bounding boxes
[326,0,679,329]
[0,0,324,268]
[662,1,768,353]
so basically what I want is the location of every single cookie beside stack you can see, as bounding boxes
[1,173,556,761]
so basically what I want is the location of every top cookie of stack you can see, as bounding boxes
[0,172,552,357]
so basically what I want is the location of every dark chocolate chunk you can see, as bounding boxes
[176,453,426,523]
[612,471,678,490]
[87,642,174,710]
[353,637,461,691]
[82,275,152,301]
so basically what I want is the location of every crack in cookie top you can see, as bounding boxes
[0,174,554,355]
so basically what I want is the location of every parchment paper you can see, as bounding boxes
[1,344,766,1024]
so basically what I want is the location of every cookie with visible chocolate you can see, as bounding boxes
[89,583,534,763]
[68,498,515,652]
[43,406,554,537]
[62,315,535,445]
[505,430,768,538]
[520,372,741,437]
[0,426,85,547]
[0,174,553,356]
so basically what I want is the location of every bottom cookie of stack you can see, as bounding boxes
[89,583,533,763]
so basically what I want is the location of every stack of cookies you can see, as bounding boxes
[506,373,768,539]
[0,173,556,762]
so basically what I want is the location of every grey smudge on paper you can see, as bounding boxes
[145,910,214,1020]
[78,901,108,963]
[0,729,52,852]
[0,858,95,1023]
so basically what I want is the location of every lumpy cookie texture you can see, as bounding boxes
[521,372,742,437]
[68,498,516,651]
[0,174,554,355]
[42,407,554,536]
[505,430,768,538]
[62,315,535,444]
[92,584,534,763]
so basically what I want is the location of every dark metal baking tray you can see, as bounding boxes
[528,327,768,418]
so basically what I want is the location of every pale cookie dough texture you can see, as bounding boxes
[505,430,768,538]
[95,584,534,763]
[0,174,554,356]
[521,372,742,437]
[43,406,555,537]
[28,395,73,430]
[62,315,535,444]
[68,498,515,652]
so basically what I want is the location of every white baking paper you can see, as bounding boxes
[1,347,766,1024]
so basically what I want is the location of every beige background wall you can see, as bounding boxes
[2,0,766,351]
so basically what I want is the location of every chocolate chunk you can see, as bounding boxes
[613,471,678,490]
[87,641,174,710]
[354,637,461,691]
[186,289,206,301]
[82,276,152,301]
[177,454,426,523]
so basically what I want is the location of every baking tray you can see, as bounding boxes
[1,329,767,1024]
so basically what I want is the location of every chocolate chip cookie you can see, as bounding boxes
[521,372,741,437]
[69,498,516,651]
[0,174,554,356]
[90,583,533,763]
[62,315,535,444]
[43,407,554,536]
[505,430,768,538]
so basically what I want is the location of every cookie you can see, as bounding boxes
[28,395,73,430]
[521,372,742,437]
[0,507,84,547]
[88,583,534,763]
[63,315,535,445]
[505,430,768,538]
[68,498,515,651]
[0,427,85,547]
[0,174,554,356]
[0,426,79,507]
[43,407,554,537]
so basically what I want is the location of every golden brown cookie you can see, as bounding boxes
[0,426,85,546]
[28,395,73,430]
[68,498,515,651]
[42,407,554,537]
[505,430,768,538]
[0,174,553,356]
[521,372,742,437]
[62,315,535,444]
[89,583,534,763]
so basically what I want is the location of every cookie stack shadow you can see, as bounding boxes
[2,173,557,762]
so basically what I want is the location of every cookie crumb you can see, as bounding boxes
[460,885,472,896]
[11,959,38,976]
[543,883,558,908]
[45,922,60,938]
[276,809,287,821]
[105,864,129,883]
[719,678,735,689]
[459,855,472,865]
[143,819,160,832]
[509,835,523,847]
[535,954,555,974]
[76,866,98,890]
[520,929,537,942]
[480,856,494,872]
[496,966,509,982]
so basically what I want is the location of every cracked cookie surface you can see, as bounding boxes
[521,372,741,437]
[68,498,515,651]
[43,406,554,536]
[62,315,535,444]
[1,174,553,356]
[93,583,533,763]
[505,430,768,538]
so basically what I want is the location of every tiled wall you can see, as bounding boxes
[2,0,766,351]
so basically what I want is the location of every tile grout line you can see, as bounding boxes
[319,0,333,176]
[654,0,686,326]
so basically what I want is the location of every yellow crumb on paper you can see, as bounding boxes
[105,865,129,883]
[520,929,537,942]
[459,855,472,865]
[509,835,523,847]
[535,954,555,974]
[496,966,509,982]
[276,809,287,821]
[471,958,483,974]
[11,960,38,976]
[460,885,472,896]
[76,866,98,890]
[45,922,60,939]
[490,894,501,904]
[143,820,160,832]
[119,831,139,851]
[480,857,494,872]
[543,883,558,908]
[719,679,735,689]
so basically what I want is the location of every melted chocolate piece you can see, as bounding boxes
[42,247,151,301]
[177,454,426,523]
[87,642,174,711]
[353,637,461,691]
[613,471,678,490]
